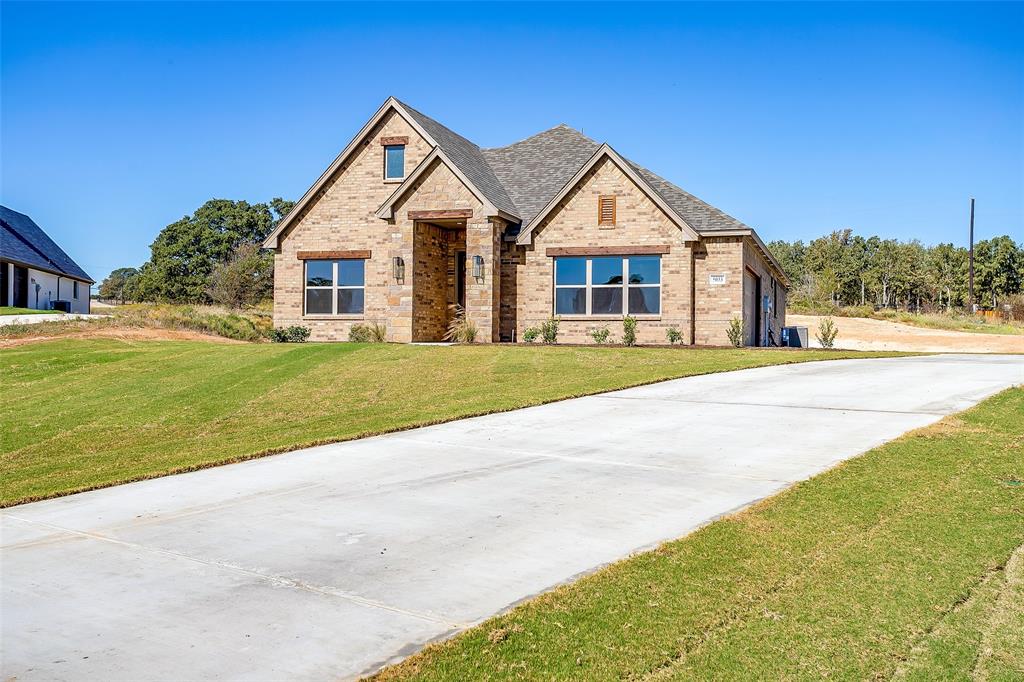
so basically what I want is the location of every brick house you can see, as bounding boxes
[264,97,788,345]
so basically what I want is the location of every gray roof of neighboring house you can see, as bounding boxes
[0,205,94,282]
[414,114,756,236]
[397,99,520,217]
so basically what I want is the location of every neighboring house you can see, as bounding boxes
[1,205,93,314]
[264,97,788,345]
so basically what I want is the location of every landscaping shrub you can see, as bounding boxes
[726,317,743,347]
[589,327,611,344]
[540,317,559,344]
[443,305,477,343]
[206,243,274,309]
[622,316,637,346]
[367,322,387,342]
[522,327,540,343]
[348,323,387,343]
[666,327,683,345]
[270,325,311,343]
[816,316,839,348]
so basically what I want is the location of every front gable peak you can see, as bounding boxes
[515,144,700,245]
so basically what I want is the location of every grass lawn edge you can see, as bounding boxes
[369,385,1024,681]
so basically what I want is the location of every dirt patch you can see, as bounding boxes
[789,314,1024,353]
[0,326,246,348]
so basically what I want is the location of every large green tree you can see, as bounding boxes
[928,243,967,309]
[974,235,1022,308]
[98,267,140,303]
[134,198,292,303]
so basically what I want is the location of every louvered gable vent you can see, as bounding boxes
[598,195,616,226]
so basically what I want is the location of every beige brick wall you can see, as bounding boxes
[514,156,693,344]
[689,236,787,346]
[692,237,743,345]
[272,109,431,342]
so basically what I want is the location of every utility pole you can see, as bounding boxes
[968,198,975,311]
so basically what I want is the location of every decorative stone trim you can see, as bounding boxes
[408,209,473,220]
[296,250,371,260]
[544,245,671,257]
[380,136,409,146]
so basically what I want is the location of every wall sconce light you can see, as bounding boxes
[472,255,484,280]
[392,256,405,281]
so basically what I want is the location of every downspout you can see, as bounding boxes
[689,243,697,346]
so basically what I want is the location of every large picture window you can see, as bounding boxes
[305,259,365,315]
[554,255,660,316]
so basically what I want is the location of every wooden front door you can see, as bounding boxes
[456,251,466,309]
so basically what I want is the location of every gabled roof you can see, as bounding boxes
[0,205,94,282]
[375,147,516,221]
[481,124,600,226]
[396,99,518,218]
[263,97,519,248]
[514,144,700,244]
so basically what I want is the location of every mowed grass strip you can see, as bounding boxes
[0,306,55,316]
[374,388,1024,681]
[0,339,903,507]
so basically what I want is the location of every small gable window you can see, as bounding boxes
[384,145,405,180]
[598,195,616,226]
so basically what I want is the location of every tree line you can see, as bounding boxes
[100,198,294,308]
[767,230,1022,311]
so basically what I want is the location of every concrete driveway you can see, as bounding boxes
[2,354,1021,680]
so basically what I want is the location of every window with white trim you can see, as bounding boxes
[553,255,660,316]
[305,259,365,315]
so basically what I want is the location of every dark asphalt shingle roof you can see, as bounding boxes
[397,99,519,217]
[0,205,94,282]
[482,124,601,226]
[626,162,754,233]
[395,100,755,237]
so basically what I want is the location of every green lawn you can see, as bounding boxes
[0,306,56,316]
[0,339,905,507]
[374,388,1024,681]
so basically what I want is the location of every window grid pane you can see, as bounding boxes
[628,286,660,314]
[555,257,586,286]
[591,257,624,285]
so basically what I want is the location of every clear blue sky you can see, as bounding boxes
[2,2,1022,285]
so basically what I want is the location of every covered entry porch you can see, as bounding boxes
[411,216,466,342]
[408,210,503,343]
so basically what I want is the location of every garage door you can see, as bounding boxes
[743,269,760,346]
